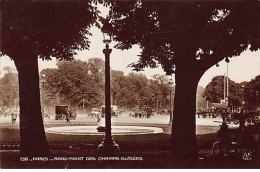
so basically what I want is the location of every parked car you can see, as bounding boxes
[55,105,77,120]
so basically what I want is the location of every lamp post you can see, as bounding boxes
[41,73,47,105]
[241,85,245,108]
[169,78,174,125]
[256,90,259,111]
[97,19,119,153]
[41,73,47,121]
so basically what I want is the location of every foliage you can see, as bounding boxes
[0,0,99,59]
[111,70,126,105]
[196,86,207,109]
[41,58,105,107]
[41,60,172,110]
[0,69,19,107]
[150,74,172,108]
[109,1,259,74]
[244,75,260,106]
[203,75,255,107]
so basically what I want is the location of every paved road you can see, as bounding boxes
[0,113,226,136]
[0,113,222,142]
[0,113,230,127]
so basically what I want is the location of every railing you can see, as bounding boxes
[0,140,171,151]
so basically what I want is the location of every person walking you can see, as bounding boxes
[11,113,17,125]
[65,107,72,124]
[97,111,102,126]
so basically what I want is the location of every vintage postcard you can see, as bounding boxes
[0,0,259,169]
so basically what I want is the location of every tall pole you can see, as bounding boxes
[169,88,172,124]
[105,44,112,138]
[256,91,259,111]
[97,44,119,153]
[169,78,174,124]
[226,63,229,106]
[224,73,226,103]
[157,99,159,115]
[241,85,244,108]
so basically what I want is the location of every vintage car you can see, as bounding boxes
[55,105,77,120]
[101,105,118,117]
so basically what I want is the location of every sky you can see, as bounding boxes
[0,5,259,87]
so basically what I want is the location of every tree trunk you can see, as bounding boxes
[170,64,202,161]
[14,54,49,157]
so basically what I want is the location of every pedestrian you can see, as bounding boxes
[65,107,72,124]
[210,122,231,156]
[11,113,17,125]
[217,122,231,156]
[97,112,102,126]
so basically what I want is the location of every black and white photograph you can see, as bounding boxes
[0,0,259,169]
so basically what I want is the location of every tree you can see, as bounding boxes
[0,69,19,107]
[111,72,172,109]
[111,70,125,106]
[41,58,105,108]
[203,75,242,107]
[196,86,207,110]
[244,75,260,107]
[40,68,62,107]
[125,73,149,108]
[0,1,99,156]
[150,74,172,110]
[109,0,260,160]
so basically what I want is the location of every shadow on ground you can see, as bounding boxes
[1,124,259,168]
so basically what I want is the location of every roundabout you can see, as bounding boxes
[45,126,164,135]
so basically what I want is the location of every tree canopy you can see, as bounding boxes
[244,75,260,107]
[0,68,19,107]
[0,0,99,60]
[40,59,173,110]
[203,74,260,108]
[110,0,259,74]
[203,75,242,106]
[108,0,260,160]
[41,59,105,107]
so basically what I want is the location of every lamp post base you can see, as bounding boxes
[97,136,120,153]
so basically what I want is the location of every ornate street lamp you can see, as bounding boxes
[169,78,174,125]
[97,19,119,153]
